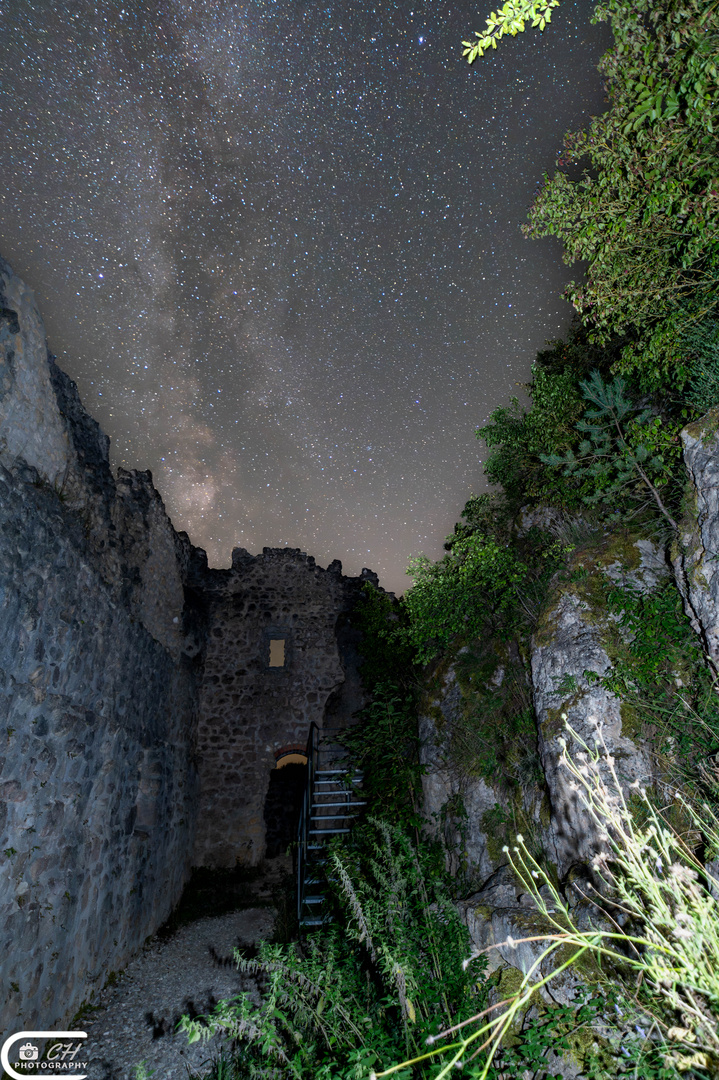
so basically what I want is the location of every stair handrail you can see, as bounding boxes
[297,721,320,925]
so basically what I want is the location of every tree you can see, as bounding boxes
[462,0,560,61]
[403,536,529,661]
[523,0,719,386]
[540,370,681,528]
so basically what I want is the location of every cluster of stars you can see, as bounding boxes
[1,0,610,592]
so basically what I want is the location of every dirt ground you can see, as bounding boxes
[78,855,294,1080]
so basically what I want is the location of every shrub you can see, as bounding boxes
[376,723,719,1079]
[540,371,683,529]
[524,0,719,385]
[179,820,483,1079]
[685,319,719,414]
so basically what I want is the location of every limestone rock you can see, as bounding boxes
[516,503,566,537]
[419,640,550,888]
[0,256,76,487]
[419,663,505,883]
[531,537,659,876]
[672,408,719,668]
[459,897,586,1006]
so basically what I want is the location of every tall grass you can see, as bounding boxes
[178,819,481,1079]
[373,720,719,1079]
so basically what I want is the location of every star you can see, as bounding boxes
[0,0,611,593]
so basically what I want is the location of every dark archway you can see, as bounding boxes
[263,762,305,858]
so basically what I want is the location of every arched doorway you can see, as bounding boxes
[263,753,306,858]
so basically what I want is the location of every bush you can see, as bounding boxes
[685,319,719,414]
[374,724,719,1080]
[524,0,719,385]
[180,820,484,1079]
[478,365,584,507]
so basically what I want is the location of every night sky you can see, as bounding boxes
[0,0,611,594]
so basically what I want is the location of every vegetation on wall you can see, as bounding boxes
[182,2,719,1077]
[525,0,719,385]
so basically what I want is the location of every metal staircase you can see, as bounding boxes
[296,722,365,928]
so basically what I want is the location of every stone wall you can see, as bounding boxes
[190,549,372,867]
[0,255,203,1031]
[0,462,200,1031]
[0,254,376,1029]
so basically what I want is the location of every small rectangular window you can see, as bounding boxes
[269,638,286,667]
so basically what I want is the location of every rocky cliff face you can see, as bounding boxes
[419,638,545,886]
[531,535,665,877]
[420,529,674,1031]
[673,407,719,669]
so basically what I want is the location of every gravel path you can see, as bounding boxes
[80,904,277,1080]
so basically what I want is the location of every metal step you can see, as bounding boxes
[312,806,363,813]
[313,797,363,804]
[311,806,361,813]
[314,776,364,784]
[315,769,351,776]
[312,790,364,797]
[315,770,363,777]
[298,722,367,932]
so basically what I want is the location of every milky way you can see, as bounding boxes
[0,0,610,592]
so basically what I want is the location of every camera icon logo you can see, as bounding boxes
[18,1044,38,1061]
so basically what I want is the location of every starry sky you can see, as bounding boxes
[0,0,611,594]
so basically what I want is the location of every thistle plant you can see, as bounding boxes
[178,819,478,1079]
[514,722,719,1072]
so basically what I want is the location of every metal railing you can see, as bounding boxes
[296,721,320,926]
